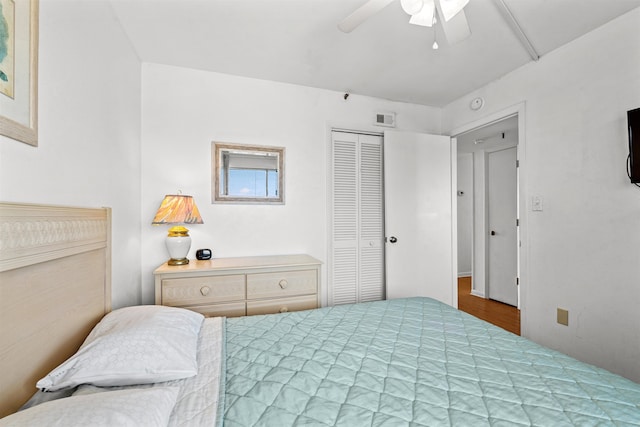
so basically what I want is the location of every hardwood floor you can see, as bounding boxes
[458,276,520,335]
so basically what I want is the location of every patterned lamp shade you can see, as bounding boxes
[152,194,203,225]
[152,194,203,266]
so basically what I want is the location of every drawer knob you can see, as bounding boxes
[279,279,288,289]
[279,306,288,313]
[200,286,211,296]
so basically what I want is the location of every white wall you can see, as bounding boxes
[0,1,142,308]
[443,9,640,382]
[456,153,473,276]
[141,63,441,305]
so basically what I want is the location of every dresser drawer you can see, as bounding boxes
[184,302,246,318]
[246,269,317,299]
[161,275,245,306]
[246,294,317,316]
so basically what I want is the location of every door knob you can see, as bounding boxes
[491,230,496,236]
[389,236,398,243]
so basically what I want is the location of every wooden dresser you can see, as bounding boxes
[154,254,321,317]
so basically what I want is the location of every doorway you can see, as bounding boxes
[456,115,521,333]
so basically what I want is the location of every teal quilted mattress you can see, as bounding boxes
[223,298,640,426]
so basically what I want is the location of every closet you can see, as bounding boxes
[329,130,384,305]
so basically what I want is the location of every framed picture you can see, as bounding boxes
[0,0,38,147]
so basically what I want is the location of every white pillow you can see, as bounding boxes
[0,387,179,427]
[36,305,204,391]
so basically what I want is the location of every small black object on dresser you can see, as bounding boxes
[195,249,212,260]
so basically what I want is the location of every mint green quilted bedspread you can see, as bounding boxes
[223,298,640,426]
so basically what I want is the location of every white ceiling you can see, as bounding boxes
[110,0,640,107]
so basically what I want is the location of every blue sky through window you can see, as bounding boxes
[226,169,278,197]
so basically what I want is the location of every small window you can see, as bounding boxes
[213,142,284,204]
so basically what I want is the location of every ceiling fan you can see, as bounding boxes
[338,0,471,46]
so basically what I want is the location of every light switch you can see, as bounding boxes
[532,196,543,211]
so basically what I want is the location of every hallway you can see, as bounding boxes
[458,276,520,335]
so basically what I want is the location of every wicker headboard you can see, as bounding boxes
[0,202,112,417]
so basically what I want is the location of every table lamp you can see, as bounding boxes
[152,194,203,265]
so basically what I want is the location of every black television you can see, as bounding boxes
[628,107,640,184]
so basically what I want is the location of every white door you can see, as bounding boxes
[384,130,456,306]
[487,147,518,306]
[330,131,384,305]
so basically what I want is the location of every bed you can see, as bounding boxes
[1,202,639,426]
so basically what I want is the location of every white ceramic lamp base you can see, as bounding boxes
[165,227,191,266]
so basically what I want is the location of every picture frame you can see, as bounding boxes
[0,0,38,147]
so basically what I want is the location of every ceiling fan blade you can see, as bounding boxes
[437,0,469,22]
[338,0,396,33]
[408,0,435,27]
[437,4,471,44]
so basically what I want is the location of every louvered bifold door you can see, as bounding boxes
[330,131,384,306]
[359,135,384,302]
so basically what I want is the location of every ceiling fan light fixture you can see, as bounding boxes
[401,0,424,16]
[408,0,435,26]
[432,22,439,50]
[436,0,469,22]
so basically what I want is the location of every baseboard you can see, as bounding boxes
[470,289,485,298]
[458,272,472,278]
